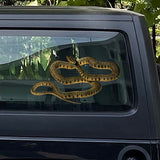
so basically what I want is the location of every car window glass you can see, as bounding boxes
[0,30,133,112]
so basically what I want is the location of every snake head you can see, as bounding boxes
[66,56,77,65]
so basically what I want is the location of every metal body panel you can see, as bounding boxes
[0,138,152,159]
[133,16,160,140]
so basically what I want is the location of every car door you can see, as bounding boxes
[0,14,152,159]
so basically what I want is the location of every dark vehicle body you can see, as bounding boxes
[0,7,158,160]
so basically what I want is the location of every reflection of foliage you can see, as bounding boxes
[18,49,53,80]
[0,34,80,80]
[0,35,57,80]
[0,48,54,80]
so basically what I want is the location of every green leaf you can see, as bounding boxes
[38,62,45,79]
[58,1,67,6]
[123,0,136,2]
[18,71,25,80]
[9,63,15,75]
[134,2,158,26]
[26,0,39,6]
[67,0,88,6]
[40,49,51,71]
[14,61,22,77]
[152,0,160,8]
[40,53,48,71]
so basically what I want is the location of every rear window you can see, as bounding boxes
[0,30,133,112]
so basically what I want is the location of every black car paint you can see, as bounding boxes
[0,138,152,159]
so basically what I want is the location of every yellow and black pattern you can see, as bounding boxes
[31,56,120,104]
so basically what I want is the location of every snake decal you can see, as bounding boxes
[31,56,120,104]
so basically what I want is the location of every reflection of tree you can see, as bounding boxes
[0,36,56,80]
[0,35,81,80]
[0,48,54,80]
[0,34,109,80]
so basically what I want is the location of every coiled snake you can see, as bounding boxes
[31,56,120,104]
